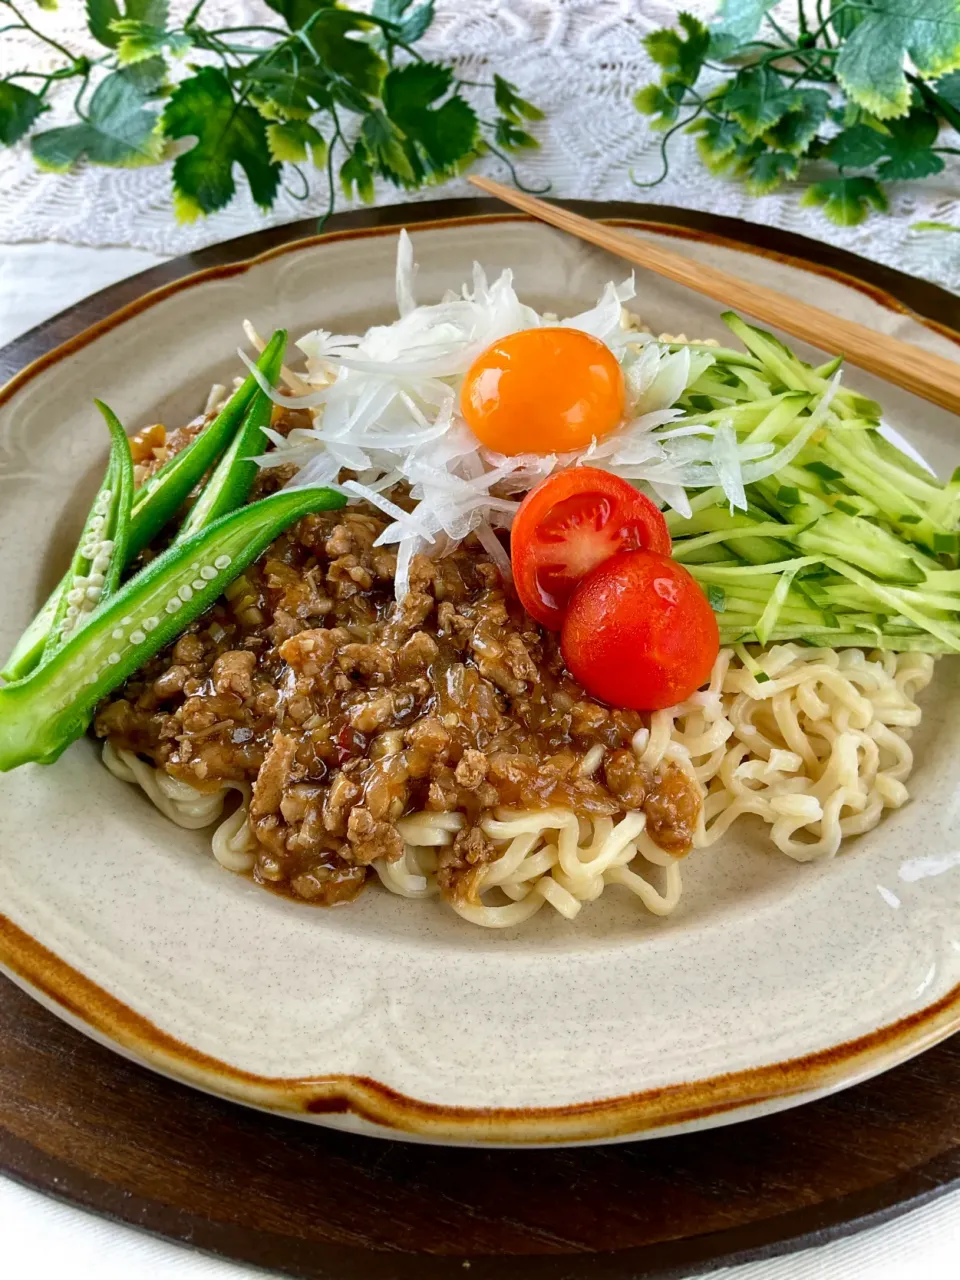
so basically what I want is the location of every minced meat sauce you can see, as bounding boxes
[95,413,701,908]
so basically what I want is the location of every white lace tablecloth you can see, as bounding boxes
[1,3,959,1277]
[2,0,959,293]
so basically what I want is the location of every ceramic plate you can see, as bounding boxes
[1,207,959,1146]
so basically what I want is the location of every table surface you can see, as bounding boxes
[2,232,960,1280]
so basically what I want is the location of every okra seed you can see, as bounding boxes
[214,555,231,570]
[121,616,132,625]
[165,599,182,614]
[191,579,205,592]
[142,617,158,631]
[85,586,101,602]
[111,628,124,640]
[178,584,194,602]
[200,566,217,581]
[107,653,121,665]
[130,630,146,644]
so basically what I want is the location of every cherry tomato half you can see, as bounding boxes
[561,549,719,711]
[510,468,671,629]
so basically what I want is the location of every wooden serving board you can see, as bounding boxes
[1,200,959,1278]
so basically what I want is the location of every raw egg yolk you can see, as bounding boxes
[460,327,625,456]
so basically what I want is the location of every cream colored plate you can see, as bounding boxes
[1,212,959,1146]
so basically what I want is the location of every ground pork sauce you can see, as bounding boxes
[96,412,702,908]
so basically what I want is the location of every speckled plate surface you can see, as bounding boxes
[1,205,959,1146]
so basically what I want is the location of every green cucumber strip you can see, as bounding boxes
[43,402,135,662]
[742,393,811,445]
[689,558,819,585]
[796,512,926,584]
[820,557,960,651]
[669,544,742,565]
[673,394,795,431]
[0,486,346,772]
[672,523,801,560]
[719,628,944,652]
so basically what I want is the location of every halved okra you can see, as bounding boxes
[1,331,287,682]
[0,485,346,771]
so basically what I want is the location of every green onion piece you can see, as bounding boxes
[756,568,798,645]
[0,334,286,684]
[776,485,801,506]
[804,461,844,482]
[706,584,726,612]
[0,486,346,772]
[43,402,135,662]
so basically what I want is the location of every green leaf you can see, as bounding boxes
[162,66,281,218]
[801,177,889,227]
[633,79,686,129]
[30,71,161,171]
[383,61,479,176]
[86,0,167,48]
[307,10,385,109]
[688,114,743,171]
[743,149,798,195]
[644,12,709,86]
[86,0,121,46]
[117,55,167,96]
[763,88,829,155]
[835,0,960,121]
[710,0,777,56]
[493,74,544,123]
[264,0,338,27]
[361,108,417,183]
[825,123,888,169]
[911,220,960,232]
[265,119,326,166]
[339,140,375,203]
[923,69,960,133]
[241,47,330,120]
[494,118,539,150]
[830,0,864,40]
[373,0,435,43]
[34,0,58,8]
[723,67,802,140]
[110,18,190,65]
[0,82,47,146]
[826,109,944,181]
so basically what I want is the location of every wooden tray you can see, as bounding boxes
[1,200,959,1278]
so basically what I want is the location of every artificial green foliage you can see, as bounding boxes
[635,4,960,226]
[1,0,542,223]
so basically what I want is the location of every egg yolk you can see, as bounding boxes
[460,327,625,456]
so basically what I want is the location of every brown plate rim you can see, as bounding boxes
[1,1116,957,1280]
[0,197,958,1147]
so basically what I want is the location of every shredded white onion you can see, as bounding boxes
[243,233,844,596]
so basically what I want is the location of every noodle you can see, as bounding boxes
[102,644,933,927]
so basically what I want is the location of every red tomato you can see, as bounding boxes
[510,468,670,629]
[561,549,720,711]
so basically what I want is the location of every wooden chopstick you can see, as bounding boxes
[468,175,960,418]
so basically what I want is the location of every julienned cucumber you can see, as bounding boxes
[669,315,960,653]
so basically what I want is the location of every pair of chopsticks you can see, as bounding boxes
[468,176,960,418]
